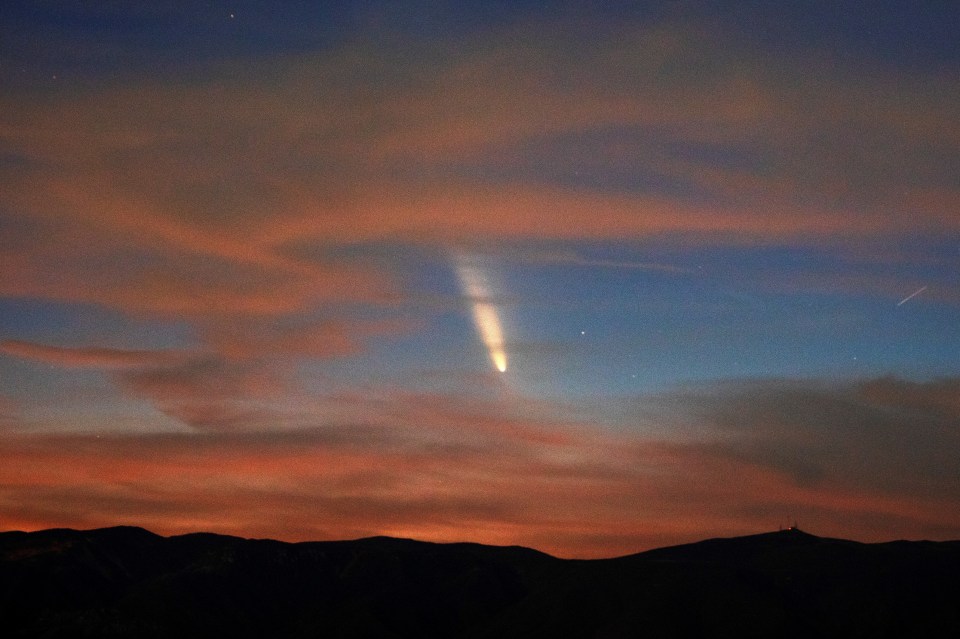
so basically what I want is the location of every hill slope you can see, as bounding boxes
[1,526,958,637]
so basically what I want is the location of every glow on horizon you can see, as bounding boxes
[453,254,508,373]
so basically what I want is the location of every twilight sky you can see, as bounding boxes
[1,1,959,557]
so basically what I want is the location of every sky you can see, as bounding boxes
[1,1,959,558]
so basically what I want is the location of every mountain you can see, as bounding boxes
[1,526,958,637]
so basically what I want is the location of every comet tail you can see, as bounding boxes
[454,254,508,372]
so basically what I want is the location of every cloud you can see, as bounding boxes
[634,376,960,498]
[4,21,957,244]
[2,377,959,556]
[486,247,695,274]
[0,396,16,426]
[1,17,954,368]
[0,18,955,344]
[0,319,417,432]
[199,316,417,361]
[858,376,960,417]
[0,210,394,317]
[0,13,957,557]
[0,340,275,430]
[108,355,287,430]
[111,316,418,429]
[0,339,189,369]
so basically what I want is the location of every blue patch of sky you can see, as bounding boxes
[0,298,191,350]
[497,240,960,397]
[0,1,345,88]
[293,247,466,387]
[0,0,603,86]
[0,350,149,428]
[290,236,960,402]
[14,378,171,432]
[274,235,960,392]
[0,298,193,426]
[714,0,960,70]
[297,304,486,396]
[6,1,954,85]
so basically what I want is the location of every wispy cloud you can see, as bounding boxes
[632,376,960,497]
[0,10,957,555]
[1,19,953,342]
[495,248,694,274]
[0,340,189,369]
[0,396,16,427]
[2,377,959,556]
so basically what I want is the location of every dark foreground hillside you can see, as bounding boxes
[1,526,958,638]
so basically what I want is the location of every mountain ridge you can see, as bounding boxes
[2,525,958,637]
[3,523,921,557]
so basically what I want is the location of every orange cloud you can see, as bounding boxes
[1,20,955,336]
[199,316,418,361]
[0,340,189,369]
[0,425,956,558]
[1,17,957,557]
[2,378,959,556]
[3,22,956,252]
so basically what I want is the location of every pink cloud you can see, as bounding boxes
[0,425,956,558]
[2,378,959,556]
[0,21,954,348]
[0,18,957,558]
[199,317,418,361]
[0,340,189,369]
[3,23,955,259]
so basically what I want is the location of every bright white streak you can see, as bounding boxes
[896,285,927,307]
[454,255,507,372]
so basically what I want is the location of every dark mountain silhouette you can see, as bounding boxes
[2,526,958,637]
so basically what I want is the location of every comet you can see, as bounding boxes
[454,253,508,372]
[896,285,927,307]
